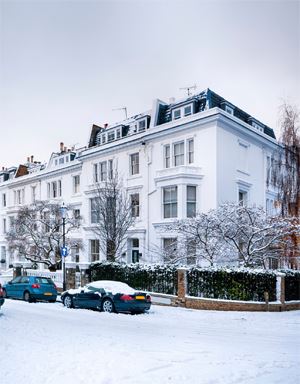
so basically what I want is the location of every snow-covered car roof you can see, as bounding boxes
[87,280,136,295]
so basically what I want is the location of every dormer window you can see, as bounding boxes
[116,128,121,139]
[138,119,146,132]
[59,158,64,165]
[101,133,106,144]
[172,103,193,120]
[173,109,181,120]
[221,101,235,116]
[252,122,264,133]
[225,105,234,115]
[184,105,192,116]
[107,131,115,142]
[248,117,264,133]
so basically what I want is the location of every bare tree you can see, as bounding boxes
[268,103,300,217]
[163,203,298,268]
[163,212,232,266]
[267,103,300,268]
[6,200,81,270]
[91,171,135,261]
[214,203,297,268]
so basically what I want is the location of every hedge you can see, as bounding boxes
[281,270,300,301]
[90,262,300,302]
[91,261,178,295]
[187,267,277,302]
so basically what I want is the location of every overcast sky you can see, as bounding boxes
[0,0,299,168]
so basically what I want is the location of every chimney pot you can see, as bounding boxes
[31,155,34,163]
[60,142,64,152]
[104,123,108,129]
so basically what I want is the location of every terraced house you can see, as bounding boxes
[0,89,278,276]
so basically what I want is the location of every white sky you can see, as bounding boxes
[0,0,299,168]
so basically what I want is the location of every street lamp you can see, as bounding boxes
[60,203,67,291]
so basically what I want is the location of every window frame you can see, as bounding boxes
[130,153,140,176]
[187,185,197,218]
[73,175,80,194]
[187,138,194,164]
[131,193,140,218]
[173,141,184,167]
[163,186,178,218]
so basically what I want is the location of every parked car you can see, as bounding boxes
[3,276,58,303]
[61,280,151,314]
[0,284,5,309]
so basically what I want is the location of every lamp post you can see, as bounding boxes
[60,203,67,291]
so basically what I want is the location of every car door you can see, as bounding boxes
[6,276,22,298]
[18,276,30,298]
[74,287,103,309]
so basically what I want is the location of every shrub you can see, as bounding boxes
[91,261,178,295]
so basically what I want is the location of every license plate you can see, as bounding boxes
[135,295,145,300]
[44,292,52,296]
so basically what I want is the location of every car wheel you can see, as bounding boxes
[102,298,114,313]
[23,291,33,303]
[3,289,8,298]
[63,295,73,308]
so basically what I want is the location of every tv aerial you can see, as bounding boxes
[113,106,128,119]
[179,84,197,96]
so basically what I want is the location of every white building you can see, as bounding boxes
[0,89,278,270]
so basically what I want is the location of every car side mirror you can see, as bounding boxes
[8,281,12,285]
[81,289,84,293]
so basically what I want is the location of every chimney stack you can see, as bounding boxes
[104,123,108,129]
[60,142,64,152]
[31,155,34,163]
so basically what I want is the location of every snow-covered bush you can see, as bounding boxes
[281,269,300,301]
[91,261,178,295]
[162,202,298,268]
[187,267,277,301]
[90,262,300,302]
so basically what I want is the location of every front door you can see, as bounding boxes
[132,250,139,263]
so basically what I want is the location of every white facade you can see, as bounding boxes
[0,89,278,270]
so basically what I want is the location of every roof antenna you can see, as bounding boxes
[179,84,197,96]
[113,106,128,119]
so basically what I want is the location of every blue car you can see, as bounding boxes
[3,276,58,303]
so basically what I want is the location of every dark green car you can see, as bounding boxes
[61,280,151,314]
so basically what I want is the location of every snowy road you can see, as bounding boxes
[1,300,299,384]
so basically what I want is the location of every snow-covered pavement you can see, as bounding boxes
[1,300,299,384]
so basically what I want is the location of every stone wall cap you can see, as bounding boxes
[65,262,77,269]
[78,262,91,270]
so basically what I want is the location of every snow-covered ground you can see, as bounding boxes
[1,300,299,384]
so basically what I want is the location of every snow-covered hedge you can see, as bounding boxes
[281,269,300,301]
[187,267,277,302]
[90,261,178,295]
[90,262,300,302]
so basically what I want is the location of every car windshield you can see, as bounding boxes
[87,281,135,295]
[36,277,55,285]
[86,286,102,292]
